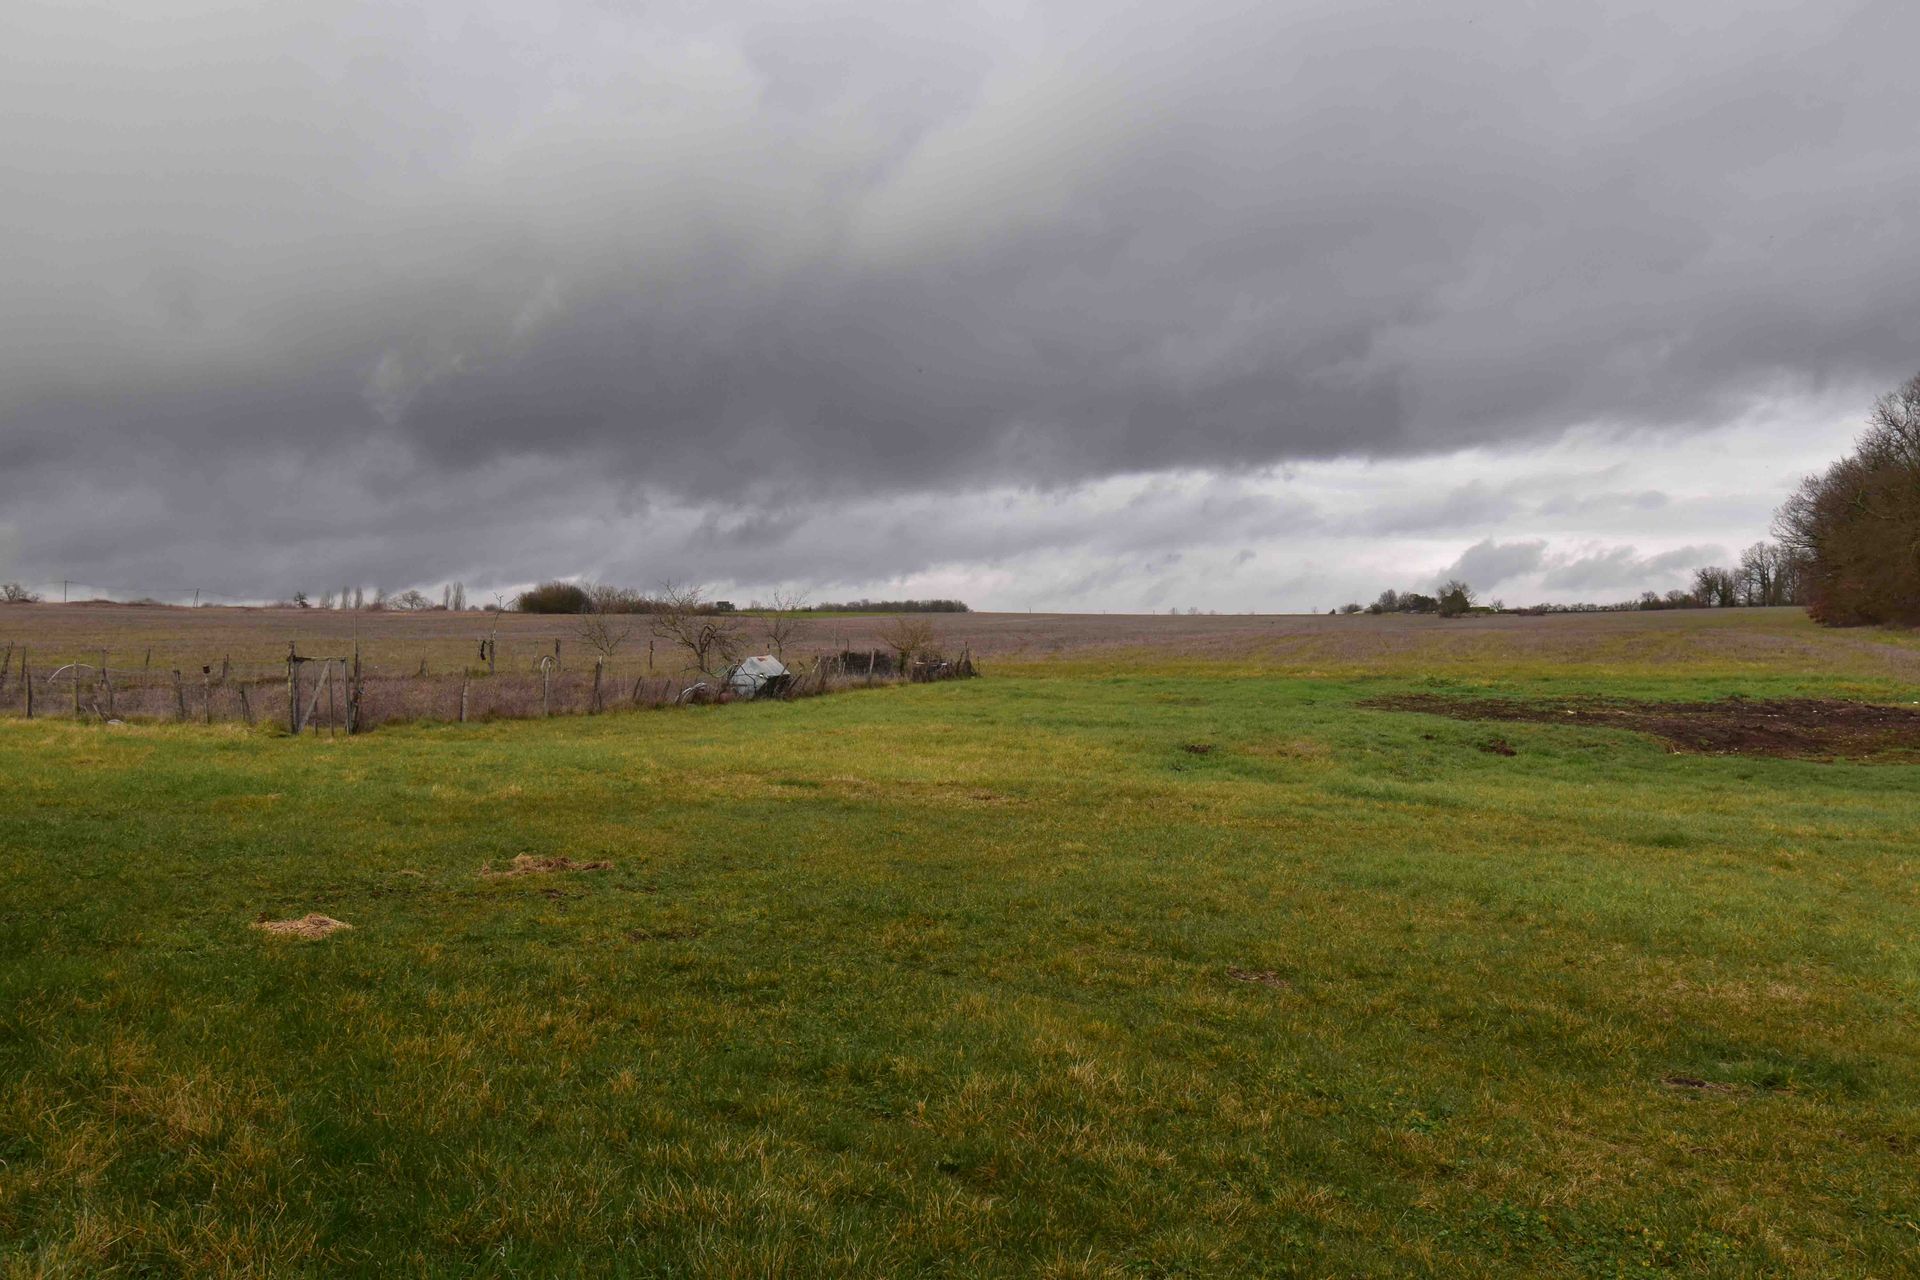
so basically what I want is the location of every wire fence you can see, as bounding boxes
[0,642,977,733]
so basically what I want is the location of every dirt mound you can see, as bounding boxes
[253,913,351,939]
[1364,694,1920,760]
[479,854,613,878]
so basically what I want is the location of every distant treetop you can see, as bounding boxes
[515,581,591,613]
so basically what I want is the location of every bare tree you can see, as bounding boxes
[1738,541,1789,606]
[878,615,937,670]
[763,589,811,661]
[1692,565,1738,607]
[1,583,40,604]
[575,583,637,662]
[651,581,744,676]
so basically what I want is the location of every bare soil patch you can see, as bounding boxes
[1365,694,1920,761]
[1227,966,1292,990]
[252,913,351,939]
[1661,1074,1741,1094]
[479,854,613,878]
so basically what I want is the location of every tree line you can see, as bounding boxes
[285,584,472,612]
[1347,579,1481,617]
[1345,541,1809,618]
[1776,372,1920,626]
[273,581,973,618]
[1339,372,1920,625]
[512,583,970,616]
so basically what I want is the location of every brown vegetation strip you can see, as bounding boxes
[479,854,613,878]
[1364,694,1920,760]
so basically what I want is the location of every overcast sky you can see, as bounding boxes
[3,0,1916,611]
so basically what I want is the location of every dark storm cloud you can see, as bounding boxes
[3,0,1917,597]
[1354,481,1523,536]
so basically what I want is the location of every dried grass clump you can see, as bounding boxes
[252,913,351,939]
[479,854,613,879]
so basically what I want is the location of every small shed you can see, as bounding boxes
[725,655,790,699]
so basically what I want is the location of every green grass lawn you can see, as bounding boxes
[4,638,1919,1275]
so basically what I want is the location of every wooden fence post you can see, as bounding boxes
[592,658,603,714]
[287,644,299,734]
[542,661,552,717]
[72,669,81,719]
[0,641,11,692]
[101,654,114,719]
[203,667,213,725]
[172,670,187,721]
[238,685,254,726]
[23,650,31,718]
[459,677,469,723]
[348,645,361,735]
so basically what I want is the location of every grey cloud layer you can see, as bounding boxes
[3,0,1916,597]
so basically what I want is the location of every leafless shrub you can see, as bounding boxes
[763,589,810,661]
[878,615,937,669]
[651,581,743,676]
[574,583,637,661]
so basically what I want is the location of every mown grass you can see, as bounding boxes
[3,619,1919,1276]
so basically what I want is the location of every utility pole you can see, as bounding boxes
[192,588,200,607]
[62,580,69,603]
